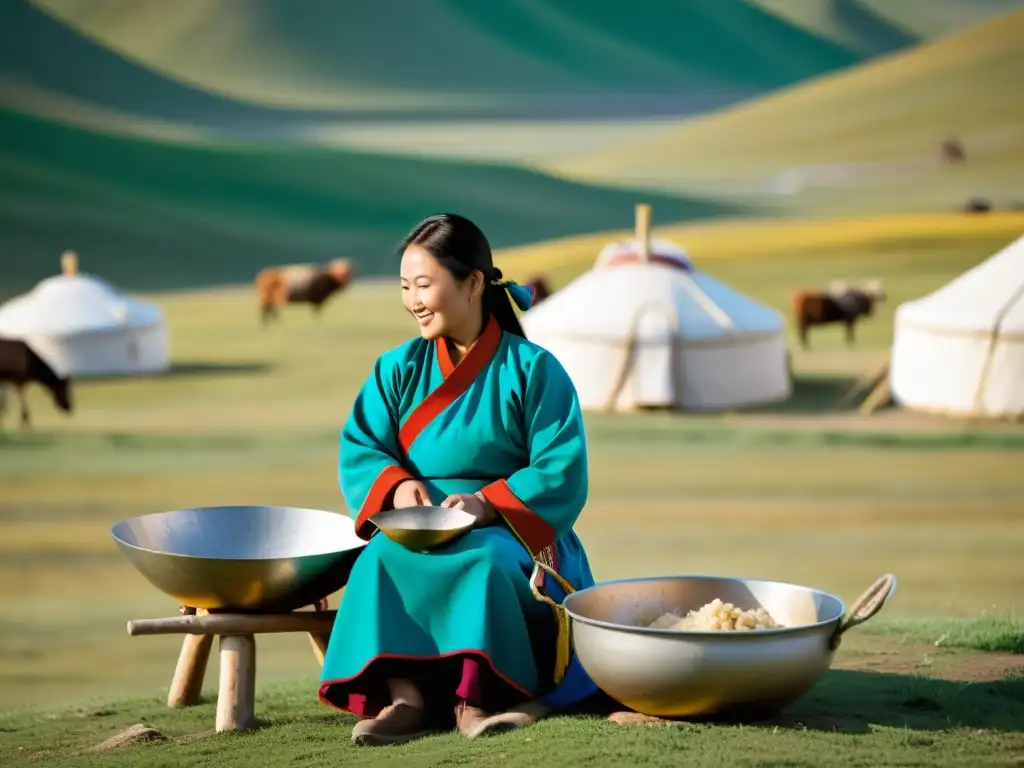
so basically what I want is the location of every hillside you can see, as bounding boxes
[748,0,1024,52]
[0,108,738,298]
[8,0,868,124]
[542,9,1024,215]
[858,0,1024,38]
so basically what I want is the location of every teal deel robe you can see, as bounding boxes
[318,316,598,713]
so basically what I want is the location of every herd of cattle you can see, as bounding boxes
[254,259,554,324]
[1,261,882,428]
[254,257,884,351]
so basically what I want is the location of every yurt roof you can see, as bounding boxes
[595,236,694,271]
[522,260,783,342]
[0,263,163,338]
[896,234,1024,334]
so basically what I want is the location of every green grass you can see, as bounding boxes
[544,9,1024,218]
[2,661,1023,767]
[865,616,1024,654]
[1,239,1022,763]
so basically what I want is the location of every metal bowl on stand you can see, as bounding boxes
[531,566,896,719]
[111,505,367,612]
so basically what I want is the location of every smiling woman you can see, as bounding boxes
[318,214,599,745]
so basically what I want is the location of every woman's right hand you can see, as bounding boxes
[392,479,433,509]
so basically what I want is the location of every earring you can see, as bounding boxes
[469,295,474,306]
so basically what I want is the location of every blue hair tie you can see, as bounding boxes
[492,278,534,311]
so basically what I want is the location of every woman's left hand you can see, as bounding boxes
[441,493,498,529]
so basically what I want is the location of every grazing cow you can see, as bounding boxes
[963,197,993,214]
[524,276,553,305]
[0,338,73,428]
[941,138,966,163]
[791,280,886,350]
[256,259,355,324]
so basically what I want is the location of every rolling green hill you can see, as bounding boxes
[542,9,1024,216]
[17,0,867,120]
[0,108,738,298]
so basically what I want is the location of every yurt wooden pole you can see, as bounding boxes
[971,280,1024,416]
[635,204,652,263]
[61,250,78,277]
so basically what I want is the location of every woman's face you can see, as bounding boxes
[400,245,483,341]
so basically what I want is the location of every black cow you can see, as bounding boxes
[0,339,73,428]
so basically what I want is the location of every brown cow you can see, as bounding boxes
[791,280,886,350]
[524,276,553,305]
[256,259,355,324]
[0,338,73,428]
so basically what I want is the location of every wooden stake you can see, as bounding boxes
[216,635,257,733]
[61,250,78,276]
[635,204,652,263]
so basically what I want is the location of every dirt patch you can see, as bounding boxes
[89,723,168,753]
[834,637,1023,682]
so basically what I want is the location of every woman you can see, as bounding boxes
[318,213,598,745]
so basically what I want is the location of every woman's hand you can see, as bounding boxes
[392,479,433,509]
[441,492,498,529]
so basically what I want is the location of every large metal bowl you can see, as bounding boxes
[373,505,476,552]
[111,505,367,612]
[532,565,896,719]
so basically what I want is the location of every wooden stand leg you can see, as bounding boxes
[307,632,330,667]
[216,634,257,732]
[307,597,332,667]
[167,633,215,707]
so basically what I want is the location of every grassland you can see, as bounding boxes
[1,230,1022,765]
[544,10,1024,218]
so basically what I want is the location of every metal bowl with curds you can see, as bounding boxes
[530,564,897,720]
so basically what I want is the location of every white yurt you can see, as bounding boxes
[522,205,792,412]
[890,233,1024,418]
[0,251,170,378]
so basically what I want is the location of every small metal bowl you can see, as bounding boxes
[374,505,476,552]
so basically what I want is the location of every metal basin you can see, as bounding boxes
[532,566,896,720]
[111,505,367,612]
[374,505,476,552]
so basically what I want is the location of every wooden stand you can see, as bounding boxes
[128,604,337,733]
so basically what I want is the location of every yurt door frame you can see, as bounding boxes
[603,300,679,411]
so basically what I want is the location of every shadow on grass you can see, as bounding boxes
[566,669,1024,735]
[757,669,1023,734]
[164,361,274,379]
[745,373,861,415]
[80,361,274,382]
[39,361,275,388]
